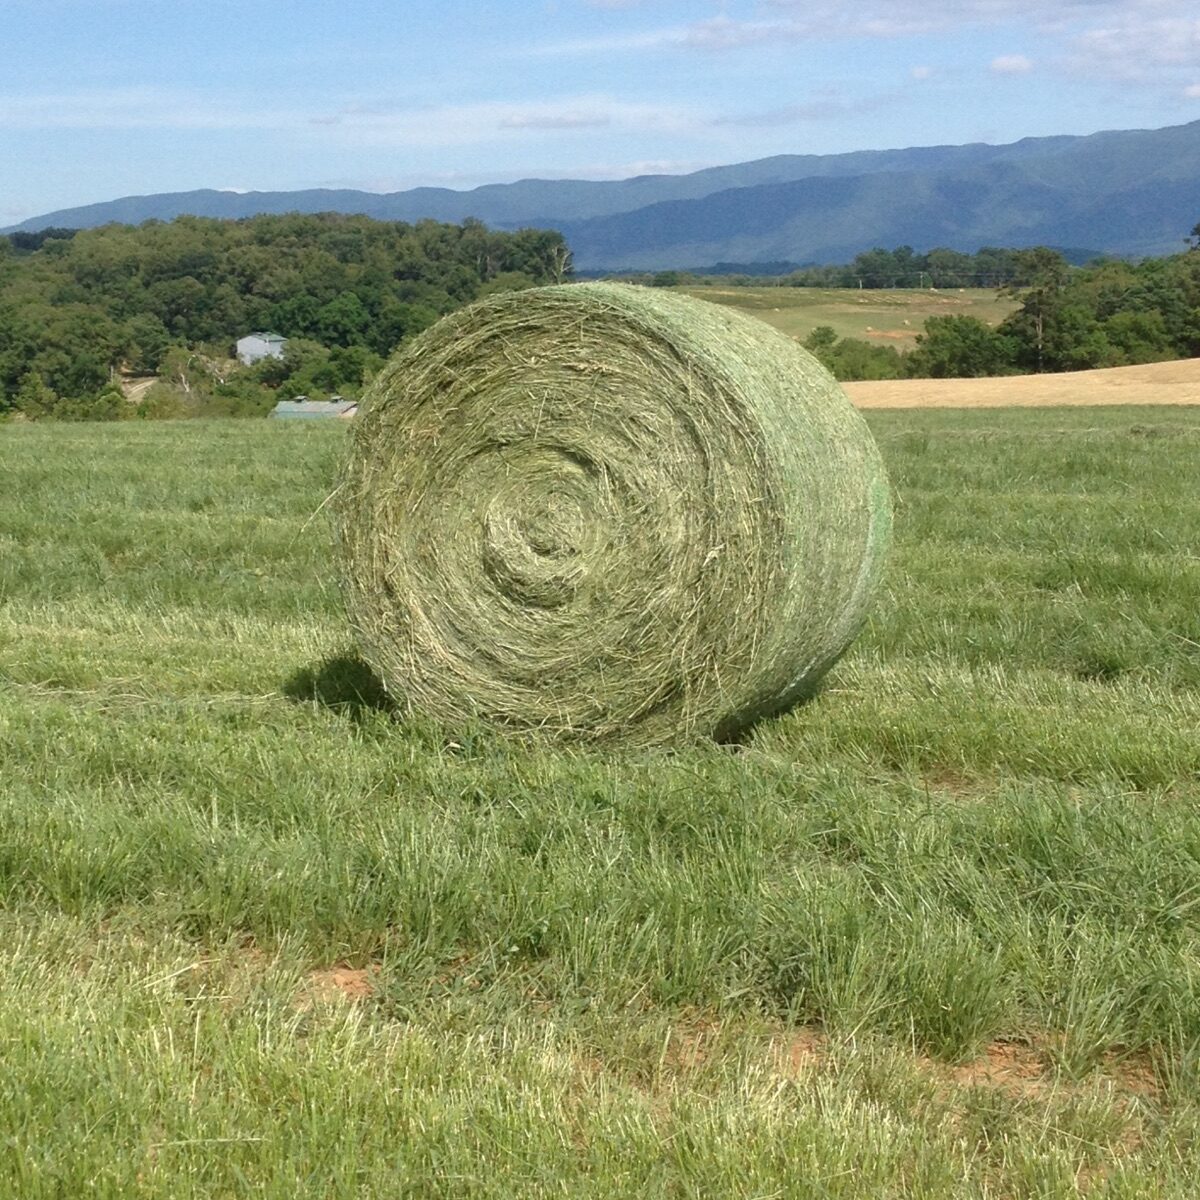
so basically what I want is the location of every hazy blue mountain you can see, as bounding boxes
[557,154,1199,269]
[7,120,1199,268]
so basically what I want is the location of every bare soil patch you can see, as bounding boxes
[306,965,374,1002]
[661,1017,1160,1104]
[768,1031,1160,1103]
[944,1040,1050,1095]
[119,375,158,404]
[845,358,1200,409]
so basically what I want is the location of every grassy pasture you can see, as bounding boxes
[2,408,1200,1196]
[678,284,1017,347]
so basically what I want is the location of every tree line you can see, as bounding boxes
[0,214,571,419]
[643,245,1047,291]
[2,217,1198,416]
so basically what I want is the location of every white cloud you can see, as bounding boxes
[764,0,1198,33]
[537,14,908,55]
[1,85,905,146]
[911,65,934,79]
[308,88,909,148]
[678,17,787,50]
[1186,83,1200,97]
[0,87,706,143]
[542,0,1200,76]
[530,27,685,54]
[0,87,300,130]
[758,0,1061,37]
[766,2,1200,87]
[1069,17,1200,80]
[990,54,1034,73]
[306,96,705,147]
[711,88,896,127]
[497,111,611,130]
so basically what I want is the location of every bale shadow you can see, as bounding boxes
[713,677,827,747]
[284,652,394,721]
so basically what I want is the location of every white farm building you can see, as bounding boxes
[236,332,287,366]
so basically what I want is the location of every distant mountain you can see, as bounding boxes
[7,120,1199,268]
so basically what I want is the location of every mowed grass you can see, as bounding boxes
[678,284,1017,347]
[2,408,1200,1197]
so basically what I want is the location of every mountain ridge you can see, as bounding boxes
[7,120,1198,268]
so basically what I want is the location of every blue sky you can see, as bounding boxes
[3,0,1199,222]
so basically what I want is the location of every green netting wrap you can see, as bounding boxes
[334,282,890,746]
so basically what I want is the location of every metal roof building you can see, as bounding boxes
[270,398,358,420]
[237,332,288,366]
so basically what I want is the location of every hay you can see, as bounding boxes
[334,282,890,745]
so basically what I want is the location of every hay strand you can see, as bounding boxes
[334,282,890,745]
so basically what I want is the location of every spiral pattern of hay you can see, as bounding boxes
[334,282,890,745]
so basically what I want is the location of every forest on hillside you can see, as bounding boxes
[1,215,1199,416]
[0,215,571,420]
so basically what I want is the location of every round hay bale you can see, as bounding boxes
[334,282,890,746]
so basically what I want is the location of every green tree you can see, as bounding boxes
[15,371,58,419]
[850,248,902,288]
[477,271,539,297]
[371,299,439,354]
[1000,248,1071,372]
[803,326,838,358]
[56,384,128,422]
[924,248,974,288]
[1102,310,1175,363]
[314,291,370,347]
[156,346,216,404]
[137,381,193,420]
[1038,304,1115,371]
[804,326,904,380]
[123,313,173,373]
[907,316,1017,378]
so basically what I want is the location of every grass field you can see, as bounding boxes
[677,285,1017,347]
[2,407,1200,1196]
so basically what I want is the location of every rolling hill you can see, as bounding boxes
[7,119,1199,269]
[843,356,1200,409]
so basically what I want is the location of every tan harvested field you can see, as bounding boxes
[845,357,1200,409]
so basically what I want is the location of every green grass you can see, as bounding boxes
[677,284,1017,346]
[2,408,1199,1196]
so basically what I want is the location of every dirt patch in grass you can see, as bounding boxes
[759,1027,1161,1103]
[845,358,1200,409]
[778,1029,826,1073]
[944,1040,1050,1094]
[1102,1055,1160,1099]
[306,966,375,1002]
